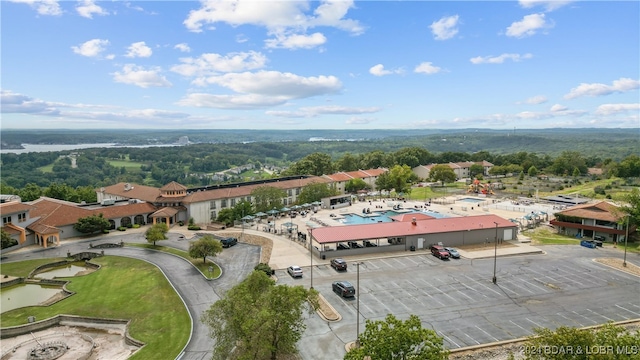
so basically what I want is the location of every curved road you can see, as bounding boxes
[1,232,261,360]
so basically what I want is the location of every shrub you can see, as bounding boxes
[254,263,274,276]
[102,229,110,234]
[188,225,201,231]
[132,224,140,228]
[126,223,133,228]
[118,226,127,231]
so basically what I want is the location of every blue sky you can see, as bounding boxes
[1,0,638,130]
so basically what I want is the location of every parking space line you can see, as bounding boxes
[462,331,481,345]
[503,278,535,295]
[419,278,461,305]
[462,274,503,297]
[571,310,598,325]
[404,256,420,266]
[406,280,445,307]
[476,325,500,342]
[510,319,531,333]
[525,317,544,328]
[585,308,615,322]
[440,333,461,348]
[556,312,582,327]
[517,277,550,293]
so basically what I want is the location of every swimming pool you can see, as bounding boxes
[459,197,485,203]
[337,210,448,225]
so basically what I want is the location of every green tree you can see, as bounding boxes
[618,187,640,227]
[335,152,361,172]
[386,164,415,195]
[360,150,390,169]
[1,228,18,249]
[428,164,456,186]
[284,152,334,176]
[145,222,168,246]
[0,183,19,195]
[251,186,286,213]
[345,178,368,193]
[469,163,484,178]
[202,270,318,360]
[232,200,254,222]
[344,314,448,360]
[18,183,43,202]
[44,182,79,202]
[76,185,98,203]
[188,235,223,264]
[73,213,111,234]
[392,147,434,168]
[297,182,338,204]
[522,322,640,360]
[216,208,235,227]
[528,165,539,177]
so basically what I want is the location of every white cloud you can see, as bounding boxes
[519,0,574,12]
[76,0,108,18]
[595,103,640,115]
[71,39,111,58]
[550,104,567,112]
[267,105,381,118]
[345,117,375,125]
[9,0,62,16]
[0,90,59,114]
[171,51,267,77]
[174,43,191,53]
[414,62,442,75]
[177,93,288,109]
[524,95,548,104]
[112,64,172,88]
[204,71,342,98]
[564,78,640,99]
[470,53,533,64]
[369,64,403,76]
[506,13,550,38]
[430,15,459,40]
[265,32,327,49]
[183,0,364,51]
[125,42,152,58]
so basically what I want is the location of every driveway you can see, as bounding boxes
[1,232,261,360]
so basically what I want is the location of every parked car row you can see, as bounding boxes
[429,244,461,260]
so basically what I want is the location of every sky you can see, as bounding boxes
[1,0,639,130]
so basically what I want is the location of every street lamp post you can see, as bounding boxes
[309,228,314,289]
[493,221,499,284]
[623,215,629,267]
[354,261,363,347]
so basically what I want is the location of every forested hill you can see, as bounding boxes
[1,128,636,159]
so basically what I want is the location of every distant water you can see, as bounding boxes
[0,143,181,154]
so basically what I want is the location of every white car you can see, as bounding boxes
[287,265,303,278]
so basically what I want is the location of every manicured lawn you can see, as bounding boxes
[108,159,145,171]
[126,243,222,279]
[523,228,582,245]
[0,258,66,277]
[0,256,191,360]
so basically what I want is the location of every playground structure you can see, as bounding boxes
[467,179,495,195]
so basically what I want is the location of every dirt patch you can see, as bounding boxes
[594,257,640,277]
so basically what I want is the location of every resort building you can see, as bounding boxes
[549,201,634,243]
[412,161,494,180]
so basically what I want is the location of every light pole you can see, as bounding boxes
[309,228,314,289]
[492,221,499,284]
[354,261,363,347]
[623,215,629,267]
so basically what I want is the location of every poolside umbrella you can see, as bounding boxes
[301,203,311,208]
[241,215,255,221]
[312,201,322,205]
[280,207,291,212]
[267,209,279,215]
[254,211,267,217]
[290,205,301,210]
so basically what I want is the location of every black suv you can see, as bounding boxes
[220,237,238,248]
[332,281,356,298]
[330,258,348,271]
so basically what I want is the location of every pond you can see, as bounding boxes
[0,284,63,313]
[34,264,91,279]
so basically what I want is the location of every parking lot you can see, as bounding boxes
[276,245,640,360]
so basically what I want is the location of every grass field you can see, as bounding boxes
[0,256,191,360]
[108,159,146,171]
[126,242,222,278]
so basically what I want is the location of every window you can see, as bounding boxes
[210,201,216,209]
[3,216,11,224]
[288,189,292,196]
[221,199,227,208]
[230,198,236,207]
[296,188,300,195]
[18,213,26,222]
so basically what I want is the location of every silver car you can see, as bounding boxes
[444,247,460,259]
[287,265,303,278]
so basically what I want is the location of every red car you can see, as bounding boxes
[430,245,450,260]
